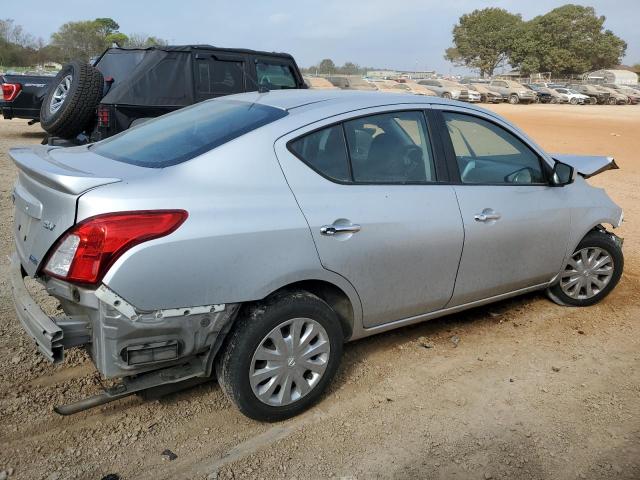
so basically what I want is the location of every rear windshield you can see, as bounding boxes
[92,99,287,167]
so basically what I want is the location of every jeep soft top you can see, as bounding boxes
[39,45,307,143]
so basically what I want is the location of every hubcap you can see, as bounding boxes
[49,74,72,114]
[249,317,330,407]
[560,247,614,300]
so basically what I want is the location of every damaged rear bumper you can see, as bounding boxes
[10,252,240,379]
[9,252,90,363]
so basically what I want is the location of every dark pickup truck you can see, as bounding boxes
[35,45,306,143]
[1,73,55,121]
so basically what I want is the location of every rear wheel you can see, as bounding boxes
[40,61,104,139]
[216,291,344,421]
[509,94,520,105]
[589,97,597,105]
[547,230,623,307]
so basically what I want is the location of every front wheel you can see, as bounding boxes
[570,97,578,105]
[216,291,344,421]
[442,92,452,99]
[509,94,520,104]
[547,230,623,307]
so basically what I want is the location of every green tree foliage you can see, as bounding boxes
[445,8,523,76]
[511,5,626,75]
[447,4,627,76]
[51,18,123,61]
[317,58,337,74]
[126,33,169,48]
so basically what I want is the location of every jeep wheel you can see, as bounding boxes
[547,230,623,307]
[216,291,344,421]
[509,94,520,105]
[40,61,104,139]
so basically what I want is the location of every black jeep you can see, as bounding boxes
[38,45,306,143]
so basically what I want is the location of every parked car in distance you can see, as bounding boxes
[304,76,339,90]
[569,84,609,104]
[470,83,504,103]
[592,85,628,104]
[418,79,481,102]
[38,45,307,143]
[553,88,590,105]
[10,90,624,421]
[489,79,537,104]
[1,72,55,121]
[327,75,378,91]
[602,84,640,104]
[525,84,552,103]
[400,81,437,96]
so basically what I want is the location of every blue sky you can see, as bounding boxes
[4,0,639,73]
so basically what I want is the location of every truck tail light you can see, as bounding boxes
[42,210,188,285]
[97,104,111,127]
[2,83,22,101]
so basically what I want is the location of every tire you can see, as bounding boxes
[216,290,344,421]
[40,61,104,139]
[589,97,597,105]
[509,94,519,105]
[570,97,578,105]
[607,97,617,105]
[547,230,623,307]
[442,92,452,99]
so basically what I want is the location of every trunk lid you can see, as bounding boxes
[10,145,138,276]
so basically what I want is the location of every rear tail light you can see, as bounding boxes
[42,210,188,285]
[97,104,111,127]
[2,83,22,101]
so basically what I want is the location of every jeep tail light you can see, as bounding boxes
[43,210,188,285]
[97,104,111,127]
[2,83,21,101]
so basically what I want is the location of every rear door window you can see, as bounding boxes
[92,99,287,168]
[255,61,297,89]
[343,111,436,183]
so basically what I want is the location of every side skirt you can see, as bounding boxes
[351,282,550,340]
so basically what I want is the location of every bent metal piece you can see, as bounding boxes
[54,358,205,415]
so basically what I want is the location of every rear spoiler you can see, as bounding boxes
[9,147,121,195]
[551,154,619,179]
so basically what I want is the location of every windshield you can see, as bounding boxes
[92,99,288,168]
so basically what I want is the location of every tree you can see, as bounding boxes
[317,58,336,74]
[126,33,169,48]
[510,5,627,75]
[340,62,360,75]
[445,8,522,76]
[50,17,124,61]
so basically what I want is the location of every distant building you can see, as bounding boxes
[586,69,638,85]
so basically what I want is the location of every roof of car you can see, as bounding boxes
[225,89,488,114]
[97,45,296,60]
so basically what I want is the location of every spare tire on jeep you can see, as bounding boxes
[40,61,104,139]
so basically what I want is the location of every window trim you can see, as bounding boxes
[435,108,553,187]
[286,109,449,186]
[193,53,247,98]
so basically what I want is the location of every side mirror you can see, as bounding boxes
[552,161,576,186]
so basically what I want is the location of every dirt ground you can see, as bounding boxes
[0,104,639,480]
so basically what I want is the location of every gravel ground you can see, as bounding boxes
[0,104,639,480]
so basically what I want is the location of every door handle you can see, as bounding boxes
[474,210,501,222]
[320,224,362,236]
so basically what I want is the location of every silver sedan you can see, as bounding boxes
[10,90,624,421]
